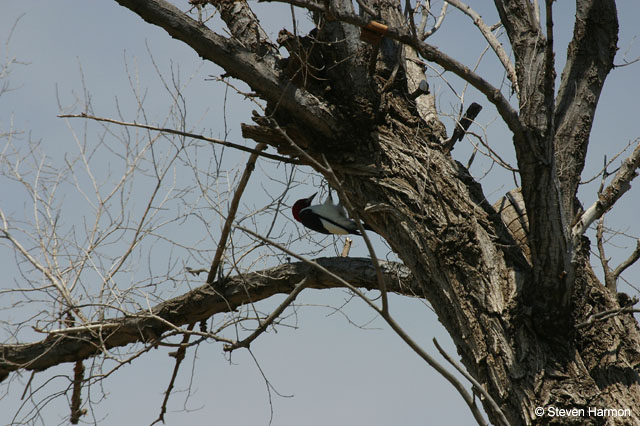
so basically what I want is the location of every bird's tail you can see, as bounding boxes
[330,190,375,233]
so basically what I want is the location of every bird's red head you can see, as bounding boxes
[292,193,316,221]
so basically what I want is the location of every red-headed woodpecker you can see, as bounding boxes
[291,193,373,235]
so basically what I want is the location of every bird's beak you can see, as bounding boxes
[306,192,317,202]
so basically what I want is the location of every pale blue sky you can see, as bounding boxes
[1,1,639,425]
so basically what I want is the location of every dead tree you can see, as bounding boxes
[2,1,640,425]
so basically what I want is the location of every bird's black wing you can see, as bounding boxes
[298,209,331,234]
[298,209,361,235]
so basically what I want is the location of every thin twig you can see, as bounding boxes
[236,226,377,307]
[445,0,518,93]
[268,120,390,313]
[59,113,298,164]
[150,322,195,426]
[420,2,448,40]
[433,338,511,426]
[20,371,35,401]
[206,143,267,285]
[0,210,87,323]
[326,171,389,314]
[224,278,310,351]
[267,118,329,174]
[580,140,636,185]
[380,314,488,426]
[613,239,640,284]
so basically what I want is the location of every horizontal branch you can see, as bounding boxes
[572,139,640,239]
[58,113,300,164]
[0,257,416,382]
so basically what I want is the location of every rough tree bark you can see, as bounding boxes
[0,258,415,381]
[2,1,640,425]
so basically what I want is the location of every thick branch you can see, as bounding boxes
[0,258,415,382]
[493,0,574,317]
[492,0,542,114]
[267,0,526,142]
[554,0,618,217]
[114,0,339,137]
[492,0,540,78]
[214,0,276,56]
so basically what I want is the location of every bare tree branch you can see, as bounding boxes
[235,228,489,426]
[69,361,85,423]
[59,113,298,164]
[261,0,526,142]
[613,239,640,285]
[0,210,88,323]
[0,258,415,382]
[150,322,194,426]
[577,305,640,329]
[419,2,448,40]
[214,0,277,55]
[445,0,518,93]
[206,143,266,285]
[224,277,310,351]
[113,0,339,138]
[554,0,619,218]
[264,117,391,313]
[572,140,640,240]
[433,338,511,426]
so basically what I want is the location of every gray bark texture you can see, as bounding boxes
[2,0,640,425]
